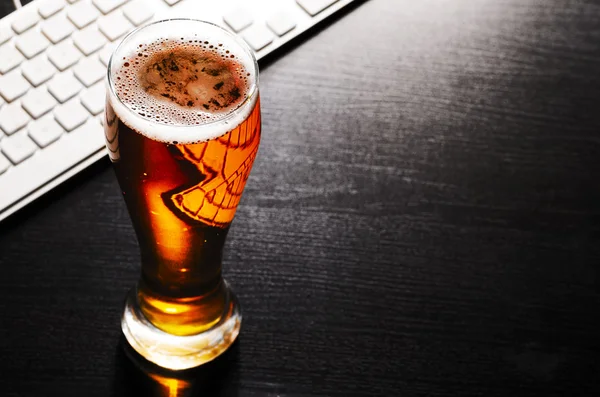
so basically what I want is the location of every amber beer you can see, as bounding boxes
[104,20,260,369]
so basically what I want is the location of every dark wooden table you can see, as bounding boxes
[2,0,600,396]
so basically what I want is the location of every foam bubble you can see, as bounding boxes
[107,23,258,145]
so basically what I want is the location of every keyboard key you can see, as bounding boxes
[1,132,37,164]
[39,0,67,19]
[73,57,105,87]
[92,0,129,14]
[47,40,82,71]
[243,25,274,51]
[42,14,75,44]
[80,81,105,115]
[98,12,132,41]
[0,44,25,74]
[0,70,31,102]
[0,153,10,174]
[223,9,253,32]
[267,12,297,36]
[22,88,58,119]
[15,29,50,59]
[73,26,107,55]
[47,72,83,103]
[0,24,13,45]
[296,0,339,16]
[123,1,153,26]
[28,115,64,147]
[98,42,115,66]
[54,97,89,131]
[0,118,105,212]
[0,103,31,135]
[12,11,40,34]
[22,56,56,88]
[67,1,100,29]
[22,56,57,87]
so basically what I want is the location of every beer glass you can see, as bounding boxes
[104,19,260,370]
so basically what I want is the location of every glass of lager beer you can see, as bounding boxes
[104,19,260,370]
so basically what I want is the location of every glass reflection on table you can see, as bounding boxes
[113,336,239,397]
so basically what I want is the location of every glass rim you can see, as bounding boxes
[106,18,259,131]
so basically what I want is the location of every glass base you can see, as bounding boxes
[121,282,241,371]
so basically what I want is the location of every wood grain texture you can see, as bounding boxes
[1,0,600,395]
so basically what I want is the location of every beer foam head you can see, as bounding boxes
[107,19,259,144]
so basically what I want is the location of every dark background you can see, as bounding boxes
[1,0,600,396]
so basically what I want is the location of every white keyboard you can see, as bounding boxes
[0,0,356,222]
